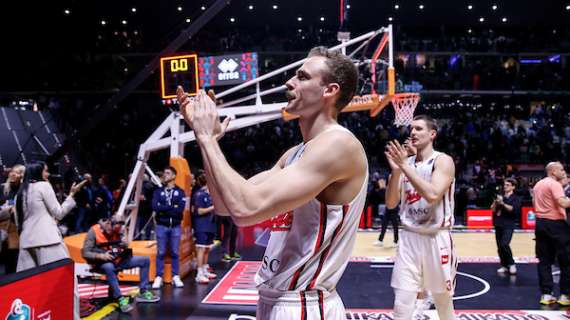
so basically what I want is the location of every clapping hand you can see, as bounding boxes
[385,140,409,171]
[176,86,230,141]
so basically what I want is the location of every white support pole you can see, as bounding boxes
[145,164,163,187]
[145,112,176,144]
[127,157,147,242]
[255,82,262,106]
[218,85,286,109]
[388,24,394,68]
[116,152,146,217]
[170,112,183,157]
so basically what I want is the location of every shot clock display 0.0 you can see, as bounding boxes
[160,54,199,99]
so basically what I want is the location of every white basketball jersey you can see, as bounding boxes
[399,150,455,235]
[255,131,368,293]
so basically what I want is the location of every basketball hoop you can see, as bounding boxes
[392,93,420,127]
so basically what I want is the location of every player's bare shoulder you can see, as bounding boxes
[434,152,456,176]
[309,127,367,173]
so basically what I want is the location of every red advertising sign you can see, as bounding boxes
[521,206,536,229]
[466,209,493,229]
[0,259,74,320]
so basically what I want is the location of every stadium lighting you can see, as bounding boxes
[177,6,183,11]
[394,4,400,9]
[467,4,473,10]
[468,28,472,33]
[64,9,71,15]
[101,20,107,25]
[502,17,507,22]
[388,17,393,21]
[566,4,570,10]
[419,4,424,9]
[201,6,206,10]
[298,29,302,33]
[479,17,485,22]
[297,16,303,21]
[186,18,191,23]
[230,17,235,23]
[122,20,127,25]
[248,5,254,10]
[272,5,278,10]
[320,17,325,21]
[492,4,498,10]
[131,7,137,13]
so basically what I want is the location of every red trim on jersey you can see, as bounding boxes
[307,204,349,290]
[289,202,328,290]
[440,186,454,227]
[289,265,304,290]
[446,187,454,227]
[318,290,325,320]
[300,292,307,320]
[313,203,328,253]
[441,189,448,227]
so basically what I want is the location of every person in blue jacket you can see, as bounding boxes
[151,166,186,288]
[191,170,218,284]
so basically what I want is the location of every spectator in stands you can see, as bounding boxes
[81,216,160,313]
[491,178,521,275]
[151,166,186,289]
[113,178,126,205]
[191,170,218,284]
[74,173,94,233]
[0,164,24,274]
[532,162,570,305]
[93,176,113,221]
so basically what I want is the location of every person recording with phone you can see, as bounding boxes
[82,215,159,313]
[491,178,521,275]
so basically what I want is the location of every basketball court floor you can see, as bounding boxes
[85,230,570,320]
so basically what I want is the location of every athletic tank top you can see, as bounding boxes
[255,127,369,293]
[399,150,455,235]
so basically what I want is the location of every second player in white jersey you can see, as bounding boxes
[385,115,458,320]
[399,151,455,234]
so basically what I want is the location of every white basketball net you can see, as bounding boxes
[393,94,420,127]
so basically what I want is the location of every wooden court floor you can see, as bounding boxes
[352,230,536,258]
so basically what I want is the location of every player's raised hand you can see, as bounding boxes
[177,86,194,126]
[385,140,409,169]
[204,89,231,141]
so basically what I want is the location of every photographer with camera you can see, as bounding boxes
[82,216,159,313]
[491,178,521,275]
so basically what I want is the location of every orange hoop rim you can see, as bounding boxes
[393,92,420,101]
